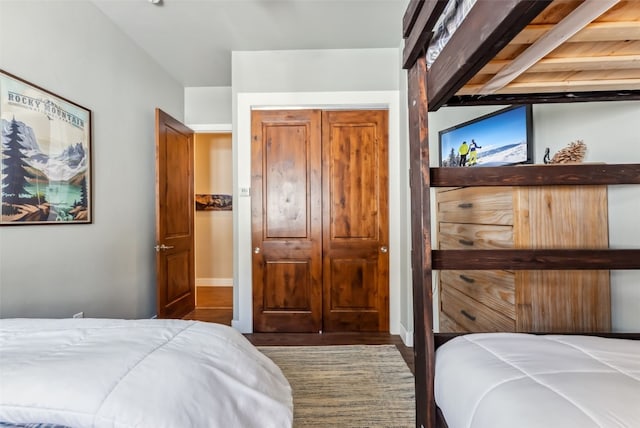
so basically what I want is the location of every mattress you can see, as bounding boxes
[435,333,640,428]
[0,318,293,428]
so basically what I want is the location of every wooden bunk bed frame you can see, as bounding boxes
[402,1,640,427]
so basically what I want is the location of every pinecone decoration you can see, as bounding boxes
[550,140,587,164]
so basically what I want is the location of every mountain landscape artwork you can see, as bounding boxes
[1,70,91,225]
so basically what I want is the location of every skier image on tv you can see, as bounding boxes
[468,139,482,166]
[458,141,469,166]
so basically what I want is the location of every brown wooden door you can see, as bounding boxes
[322,110,389,332]
[251,109,389,332]
[155,109,196,318]
[251,110,323,332]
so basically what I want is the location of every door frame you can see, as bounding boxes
[187,124,234,313]
[234,91,406,340]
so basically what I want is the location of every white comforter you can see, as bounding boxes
[0,318,293,428]
[436,333,640,428]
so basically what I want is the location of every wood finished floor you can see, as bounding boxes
[183,308,233,324]
[184,308,415,375]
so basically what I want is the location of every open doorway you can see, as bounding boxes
[185,132,233,324]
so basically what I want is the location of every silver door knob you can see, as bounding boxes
[154,244,174,252]
[254,247,261,254]
[380,246,388,253]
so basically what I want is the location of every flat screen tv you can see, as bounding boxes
[438,105,533,167]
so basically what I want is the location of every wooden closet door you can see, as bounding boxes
[322,110,389,332]
[251,110,323,332]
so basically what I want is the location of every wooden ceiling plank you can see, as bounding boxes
[480,0,622,94]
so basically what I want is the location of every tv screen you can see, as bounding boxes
[438,105,533,167]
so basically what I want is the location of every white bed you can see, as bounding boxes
[435,333,640,428]
[0,318,293,428]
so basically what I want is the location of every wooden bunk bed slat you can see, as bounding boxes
[512,21,640,45]
[425,0,552,111]
[461,77,640,96]
[478,55,640,76]
[403,0,426,38]
[478,0,622,94]
[444,89,640,106]
[420,0,640,108]
[450,1,640,104]
[433,249,640,270]
[402,0,448,69]
[431,163,640,187]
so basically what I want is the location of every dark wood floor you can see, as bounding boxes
[184,308,415,374]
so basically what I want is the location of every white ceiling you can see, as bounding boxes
[91,0,409,87]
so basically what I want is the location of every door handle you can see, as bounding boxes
[254,247,261,254]
[154,244,174,252]
[380,246,388,253]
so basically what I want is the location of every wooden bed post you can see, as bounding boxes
[407,55,436,428]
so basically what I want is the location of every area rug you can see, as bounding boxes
[258,345,415,427]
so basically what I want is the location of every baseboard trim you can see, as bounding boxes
[195,278,233,287]
[232,319,251,333]
[400,323,413,348]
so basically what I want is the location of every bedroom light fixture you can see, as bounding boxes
[149,0,162,4]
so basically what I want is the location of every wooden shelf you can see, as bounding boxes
[433,249,640,270]
[431,163,640,187]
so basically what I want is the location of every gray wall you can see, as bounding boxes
[232,49,401,94]
[185,87,232,125]
[428,101,640,332]
[0,1,184,319]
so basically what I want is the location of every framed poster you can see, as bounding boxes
[1,69,91,225]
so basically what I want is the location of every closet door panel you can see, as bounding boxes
[322,110,389,332]
[251,110,323,332]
